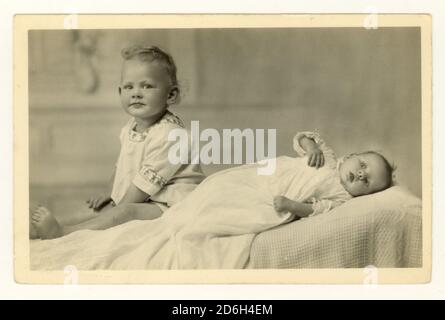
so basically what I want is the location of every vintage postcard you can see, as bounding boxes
[14,14,431,284]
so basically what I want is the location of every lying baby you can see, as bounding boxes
[273,132,394,218]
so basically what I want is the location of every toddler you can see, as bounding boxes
[31,45,205,239]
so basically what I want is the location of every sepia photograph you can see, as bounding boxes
[13,14,431,284]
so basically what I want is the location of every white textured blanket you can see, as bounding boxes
[248,186,422,268]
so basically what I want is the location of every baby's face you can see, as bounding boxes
[119,59,173,121]
[339,153,390,197]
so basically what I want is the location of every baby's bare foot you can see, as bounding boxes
[31,207,63,239]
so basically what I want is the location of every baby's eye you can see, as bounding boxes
[142,84,154,89]
[360,161,367,169]
[123,85,133,90]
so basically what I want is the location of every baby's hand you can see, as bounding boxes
[273,196,291,213]
[86,195,113,211]
[306,146,325,169]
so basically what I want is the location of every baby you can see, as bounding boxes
[31,45,205,239]
[273,132,394,218]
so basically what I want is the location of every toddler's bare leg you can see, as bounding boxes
[63,203,162,234]
[60,202,106,226]
[31,203,163,240]
[29,202,112,240]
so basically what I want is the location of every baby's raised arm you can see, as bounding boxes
[298,135,325,169]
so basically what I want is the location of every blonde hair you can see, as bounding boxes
[121,45,178,87]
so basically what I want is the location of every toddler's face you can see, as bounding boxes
[339,153,390,197]
[119,59,174,121]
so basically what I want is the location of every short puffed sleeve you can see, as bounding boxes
[132,122,190,197]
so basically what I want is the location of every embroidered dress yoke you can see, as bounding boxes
[111,110,205,207]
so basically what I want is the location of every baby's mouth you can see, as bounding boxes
[130,102,145,108]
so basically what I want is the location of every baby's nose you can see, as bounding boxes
[131,87,143,98]
[357,170,367,180]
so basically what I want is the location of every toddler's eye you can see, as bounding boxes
[360,161,367,169]
[142,84,154,89]
[123,85,133,90]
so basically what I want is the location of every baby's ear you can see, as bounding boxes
[167,86,180,105]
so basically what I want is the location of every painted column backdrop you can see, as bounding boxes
[29,28,422,223]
